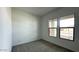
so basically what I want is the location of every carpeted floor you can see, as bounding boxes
[12,40,72,52]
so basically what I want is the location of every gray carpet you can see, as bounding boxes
[12,40,72,52]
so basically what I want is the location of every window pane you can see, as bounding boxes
[60,28,73,40]
[60,15,74,27]
[49,29,56,37]
[49,19,57,27]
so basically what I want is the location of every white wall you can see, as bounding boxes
[12,8,40,46]
[0,7,12,52]
[41,7,79,51]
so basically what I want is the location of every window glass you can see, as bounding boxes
[60,15,74,27]
[49,19,57,27]
[60,28,73,40]
[49,29,56,37]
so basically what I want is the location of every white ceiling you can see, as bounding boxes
[14,7,57,16]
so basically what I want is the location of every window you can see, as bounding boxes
[48,19,57,37]
[48,14,75,41]
[59,15,74,40]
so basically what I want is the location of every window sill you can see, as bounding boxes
[59,37,74,41]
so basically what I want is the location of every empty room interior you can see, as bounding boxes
[0,7,79,52]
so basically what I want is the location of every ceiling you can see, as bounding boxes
[14,7,57,16]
